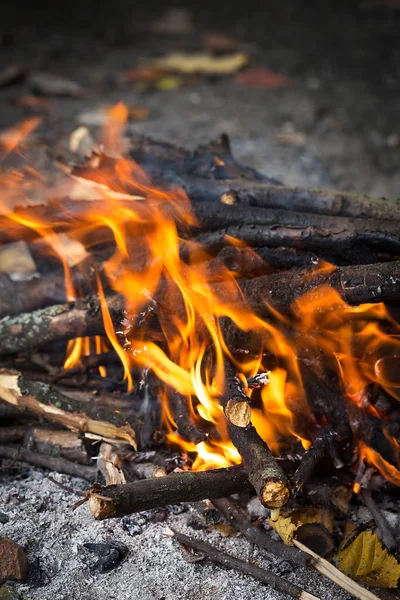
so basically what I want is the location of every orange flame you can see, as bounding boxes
[2,106,400,474]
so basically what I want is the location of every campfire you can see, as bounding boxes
[1,104,400,599]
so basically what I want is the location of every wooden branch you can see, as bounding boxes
[292,539,380,600]
[23,427,91,465]
[127,134,400,222]
[194,203,400,256]
[125,462,167,480]
[220,359,251,427]
[0,369,136,448]
[360,488,398,553]
[0,294,124,356]
[214,497,379,600]
[226,422,289,508]
[171,529,319,600]
[291,430,335,495]
[88,465,251,519]
[0,260,399,356]
[167,389,207,444]
[0,444,96,481]
[211,498,309,568]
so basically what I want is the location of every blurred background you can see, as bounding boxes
[0,0,399,195]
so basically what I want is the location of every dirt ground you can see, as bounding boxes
[0,1,400,599]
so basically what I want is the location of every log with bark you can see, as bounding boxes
[0,369,136,447]
[88,464,251,519]
[0,260,399,357]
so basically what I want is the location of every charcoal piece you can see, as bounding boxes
[121,517,142,536]
[166,504,187,515]
[0,513,9,524]
[82,541,128,573]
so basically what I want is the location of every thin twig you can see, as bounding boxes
[171,529,319,600]
[292,539,380,600]
[360,488,398,553]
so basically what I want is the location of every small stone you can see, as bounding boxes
[83,541,128,573]
[0,584,23,600]
[0,514,9,524]
[0,538,28,585]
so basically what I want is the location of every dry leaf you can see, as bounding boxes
[236,67,292,89]
[212,523,240,538]
[0,240,37,281]
[150,51,249,75]
[203,33,238,53]
[336,530,400,588]
[269,507,334,546]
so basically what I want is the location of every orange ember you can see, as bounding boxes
[1,105,400,479]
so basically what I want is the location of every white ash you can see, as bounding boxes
[0,469,353,600]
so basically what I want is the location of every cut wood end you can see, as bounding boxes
[261,480,290,508]
[225,398,250,427]
[88,494,118,520]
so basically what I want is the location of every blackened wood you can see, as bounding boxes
[212,497,309,568]
[0,443,96,480]
[360,488,398,553]
[0,294,124,356]
[1,260,399,356]
[292,430,335,494]
[0,426,26,443]
[89,465,251,518]
[193,203,400,256]
[226,422,289,508]
[168,390,206,444]
[171,529,314,600]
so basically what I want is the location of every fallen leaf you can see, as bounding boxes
[269,507,334,546]
[275,131,306,146]
[212,523,240,537]
[29,72,83,98]
[0,240,37,281]
[155,76,183,92]
[14,96,50,110]
[127,106,150,121]
[236,67,292,89]
[203,33,238,53]
[336,530,400,588]
[120,68,165,83]
[150,51,249,75]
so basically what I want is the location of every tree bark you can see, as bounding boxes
[88,464,252,518]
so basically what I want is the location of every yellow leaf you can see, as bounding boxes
[269,514,297,546]
[336,530,400,588]
[150,52,249,75]
[269,507,334,546]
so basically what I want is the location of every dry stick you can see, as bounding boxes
[0,369,136,448]
[226,422,290,508]
[292,539,380,600]
[212,498,309,568]
[0,293,124,357]
[1,259,400,357]
[125,462,167,479]
[213,498,380,600]
[171,529,319,600]
[0,444,96,481]
[194,203,400,255]
[221,359,251,427]
[88,465,251,519]
[291,429,335,495]
[167,389,207,444]
[360,488,398,553]
[0,426,27,443]
[127,133,400,221]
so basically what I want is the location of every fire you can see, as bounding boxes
[1,105,400,478]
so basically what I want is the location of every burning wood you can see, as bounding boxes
[1,107,400,595]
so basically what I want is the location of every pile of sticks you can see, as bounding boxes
[0,133,399,600]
